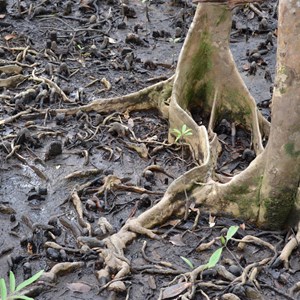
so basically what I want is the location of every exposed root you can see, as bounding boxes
[236,235,276,252]
[274,222,300,268]
[41,262,84,282]
[30,69,72,103]
[56,76,174,117]
[71,191,92,235]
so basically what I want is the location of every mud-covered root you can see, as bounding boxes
[0,76,173,126]
[41,262,84,282]
[56,76,173,117]
[96,228,136,292]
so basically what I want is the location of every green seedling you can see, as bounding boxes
[172,124,193,144]
[206,225,239,269]
[180,256,194,269]
[0,270,44,300]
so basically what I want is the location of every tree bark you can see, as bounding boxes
[168,0,300,229]
[258,0,300,228]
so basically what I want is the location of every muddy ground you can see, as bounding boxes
[0,0,299,299]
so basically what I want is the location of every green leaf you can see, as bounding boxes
[15,270,44,292]
[0,278,7,300]
[181,124,187,132]
[184,131,193,136]
[10,296,34,300]
[220,236,226,246]
[207,248,223,269]
[225,225,239,243]
[172,128,181,135]
[9,271,16,294]
[180,256,194,269]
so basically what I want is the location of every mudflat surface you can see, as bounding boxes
[0,1,299,300]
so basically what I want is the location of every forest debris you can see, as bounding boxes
[41,262,84,282]
[0,108,33,126]
[44,141,62,161]
[0,204,16,214]
[196,238,217,251]
[0,74,27,87]
[14,152,48,181]
[221,294,241,300]
[67,282,92,293]
[77,236,105,248]
[108,281,126,292]
[289,281,300,296]
[97,217,115,236]
[15,128,37,146]
[237,235,275,252]
[117,184,164,195]
[249,3,267,19]
[96,175,122,195]
[30,69,72,102]
[161,282,192,299]
[143,164,174,179]
[124,141,148,158]
[5,144,20,160]
[59,216,82,238]
[101,77,111,90]
[0,64,22,74]
[44,241,80,253]
[64,168,103,180]
[108,122,128,137]
[71,191,92,235]
[169,234,186,246]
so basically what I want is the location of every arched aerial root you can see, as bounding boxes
[168,2,270,163]
[273,221,300,268]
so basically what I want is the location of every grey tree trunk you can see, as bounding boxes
[258,0,300,227]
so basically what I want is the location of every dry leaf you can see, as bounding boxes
[169,234,186,247]
[4,34,17,41]
[196,239,215,251]
[148,275,156,290]
[161,282,191,299]
[67,282,91,293]
[0,14,6,19]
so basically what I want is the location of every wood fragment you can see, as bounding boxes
[64,168,103,180]
[0,74,27,88]
[0,65,23,74]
